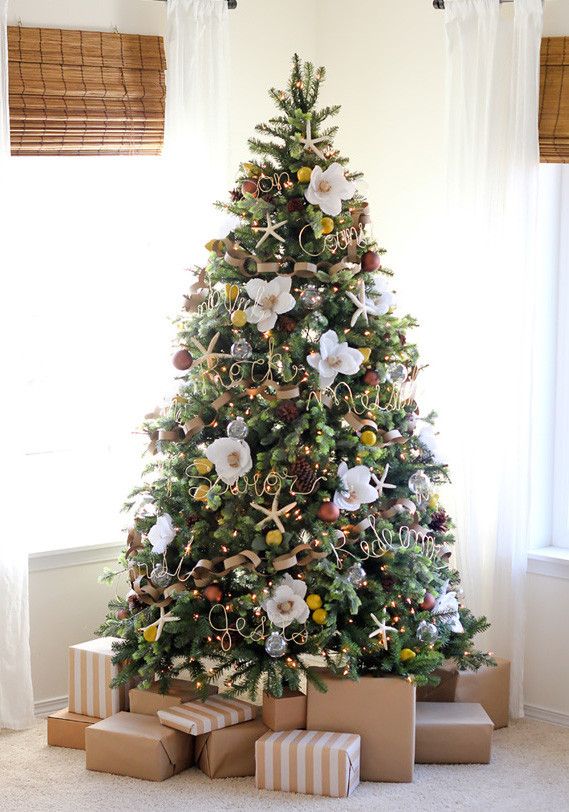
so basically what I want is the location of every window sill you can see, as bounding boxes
[527,546,569,580]
[28,542,123,573]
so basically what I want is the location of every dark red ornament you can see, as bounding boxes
[317,501,340,522]
[420,591,436,611]
[172,349,193,370]
[241,179,258,197]
[203,583,224,603]
[117,608,129,620]
[363,369,381,386]
[361,251,381,272]
[287,197,304,213]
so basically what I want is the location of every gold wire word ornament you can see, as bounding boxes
[298,222,367,258]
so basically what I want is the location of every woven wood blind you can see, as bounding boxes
[539,37,569,163]
[7,27,166,156]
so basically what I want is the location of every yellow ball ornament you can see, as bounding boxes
[358,347,372,363]
[312,608,328,625]
[231,309,248,327]
[205,238,225,253]
[306,594,322,610]
[360,430,377,446]
[297,166,312,183]
[143,626,157,643]
[243,162,260,177]
[193,458,213,475]
[225,284,239,301]
[194,484,210,501]
[321,217,335,234]
[428,493,440,509]
[266,529,283,546]
[400,648,416,662]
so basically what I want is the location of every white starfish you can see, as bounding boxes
[251,493,297,533]
[372,464,396,499]
[142,606,180,642]
[297,120,328,161]
[255,212,287,248]
[345,279,381,326]
[369,610,397,650]
[191,332,231,369]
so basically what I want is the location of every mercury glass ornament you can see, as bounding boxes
[264,630,287,658]
[227,416,249,439]
[230,339,252,361]
[299,285,322,311]
[408,469,431,500]
[347,563,366,587]
[416,620,439,644]
[386,362,408,385]
[150,565,173,589]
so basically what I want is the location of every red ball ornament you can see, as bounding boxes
[203,583,224,603]
[361,251,381,272]
[241,179,258,197]
[172,349,193,370]
[317,501,340,522]
[363,369,381,386]
[420,591,436,611]
[117,608,129,620]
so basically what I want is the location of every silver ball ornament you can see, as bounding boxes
[386,362,408,385]
[408,469,431,500]
[264,631,287,658]
[299,285,322,311]
[231,339,252,361]
[416,620,439,644]
[347,563,366,587]
[227,416,249,439]
[150,565,173,589]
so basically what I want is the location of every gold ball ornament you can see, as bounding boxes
[312,608,328,625]
[400,648,416,662]
[193,458,213,475]
[358,347,372,363]
[297,166,312,183]
[243,162,260,177]
[143,626,157,643]
[428,493,440,509]
[231,309,248,327]
[194,484,210,501]
[306,594,322,610]
[321,217,334,234]
[205,238,225,253]
[266,529,283,546]
[360,430,377,446]
[225,284,239,301]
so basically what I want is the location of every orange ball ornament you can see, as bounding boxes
[306,594,322,610]
[317,501,340,522]
[360,430,377,446]
[297,166,312,183]
[203,583,224,602]
[312,608,328,625]
[321,217,334,234]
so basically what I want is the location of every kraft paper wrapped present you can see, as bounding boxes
[47,707,102,750]
[196,715,269,778]
[255,729,360,797]
[454,657,510,729]
[415,702,493,763]
[130,678,218,716]
[416,662,459,703]
[158,695,255,735]
[85,711,194,781]
[306,668,415,783]
[262,689,307,732]
[68,637,132,718]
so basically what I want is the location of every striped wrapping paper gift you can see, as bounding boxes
[255,729,361,797]
[68,638,131,719]
[158,695,255,735]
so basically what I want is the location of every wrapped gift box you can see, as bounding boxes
[454,657,510,729]
[69,637,132,718]
[196,715,268,778]
[85,711,193,781]
[415,702,493,763]
[47,707,101,750]
[255,729,360,797]
[306,668,415,783]
[130,678,218,716]
[262,689,306,732]
[416,662,459,703]
[158,695,255,735]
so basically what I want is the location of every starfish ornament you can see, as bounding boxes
[251,493,297,533]
[191,332,231,369]
[345,279,379,326]
[255,212,287,248]
[142,606,180,642]
[297,120,328,161]
[369,610,397,650]
[372,464,396,499]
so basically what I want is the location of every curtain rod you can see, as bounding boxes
[148,0,237,6]
[434,0,512,7]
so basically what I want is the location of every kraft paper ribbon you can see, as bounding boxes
[183,268,209,314]
[190,549,262,587]
[381,498,417,519]
[217,239,357,280]
[126,528,143,558]
[130,576,185,608]
[271,543,329,572]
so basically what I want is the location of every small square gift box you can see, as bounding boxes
[68,637,132,718]
[158,695,255,735]
[47,708,101,750]
[262,689,307,732]
[415,702,493,763]
[196,716,269,778]
[255,729,360,798]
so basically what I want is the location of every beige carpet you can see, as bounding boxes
[2,718,569,811]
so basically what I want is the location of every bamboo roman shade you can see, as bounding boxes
[7,27,166,156]
[539,37,569,163]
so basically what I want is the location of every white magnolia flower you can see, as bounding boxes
[306,329,363,389]
[418,424,443,464]
[244,276,296,333]
[369,277,396,315]
[148,514,177,555]
[333,462,380,512]
[205,437,252,486]
[432,583,464,634]
[262,573,310,629]
[304,162,355,216]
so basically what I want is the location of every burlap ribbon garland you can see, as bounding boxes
[129,576,186,608]
[183,268,209,314]
[126,528,143,558]
[320,394,407,448]
[272,543,329,571]
[217,239,357,280]
[381,497,417,518]
[190,549,262,588]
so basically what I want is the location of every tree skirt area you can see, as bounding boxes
[2,718,569,811]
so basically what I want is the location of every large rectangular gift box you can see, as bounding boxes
[454,657,510,729]
[415,702,493,763]
[158,695,255,735]
[196,715,269,778]
[130,678,218,716]
[256,729,360,797]
[306,668,415,782]
[85,711,194,781]
[47,707,102,750]
[69,637,132,718]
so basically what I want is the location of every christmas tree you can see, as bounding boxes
[98,56,492,699]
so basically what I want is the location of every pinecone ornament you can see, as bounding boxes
[186,513,200,528]
[277,315,297,333]
[380,573,396,591]
[287,456,317,493]
[429,509,449,533]
[230,187,244,202]
[287,197,304,213]
[275,400,299,423]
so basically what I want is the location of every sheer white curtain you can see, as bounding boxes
[0,0,35,730]
[438,0,543,717]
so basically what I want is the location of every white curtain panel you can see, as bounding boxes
[0,0,8,154]
[440,0,543,717]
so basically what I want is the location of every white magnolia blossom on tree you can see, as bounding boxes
[205,437,252,486]
[244,276,296,332]
[333,462,380,511]
[304,162,355,216]
[418,423,444,464]
[306,329,363,389]
[148,514,177,555]
[262,573,310,629]
[432,583,464,633]
[369,276,396,315]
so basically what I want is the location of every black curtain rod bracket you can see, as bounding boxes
[434,0,512,7]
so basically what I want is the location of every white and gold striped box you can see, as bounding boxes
[157,695,255,735]
[255,729,360,798]
[68,638,130,719]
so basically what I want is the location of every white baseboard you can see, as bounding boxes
[524,703,569,728]
[34,695,68,717]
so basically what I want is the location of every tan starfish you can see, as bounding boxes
[251,493,297,533]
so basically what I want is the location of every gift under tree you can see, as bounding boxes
[98,55,492,699]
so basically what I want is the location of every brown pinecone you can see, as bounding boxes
[429,509,449,533]
[230,187,243,202]
[275,400,299,423]
[128,593,146,613]
[186,513,200,527]
[287,456,317,492]
[397,331,407,345]
[277,315,297,333]
[381,573,396,591]
[287,197,304,213]
[261,193,275,204]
